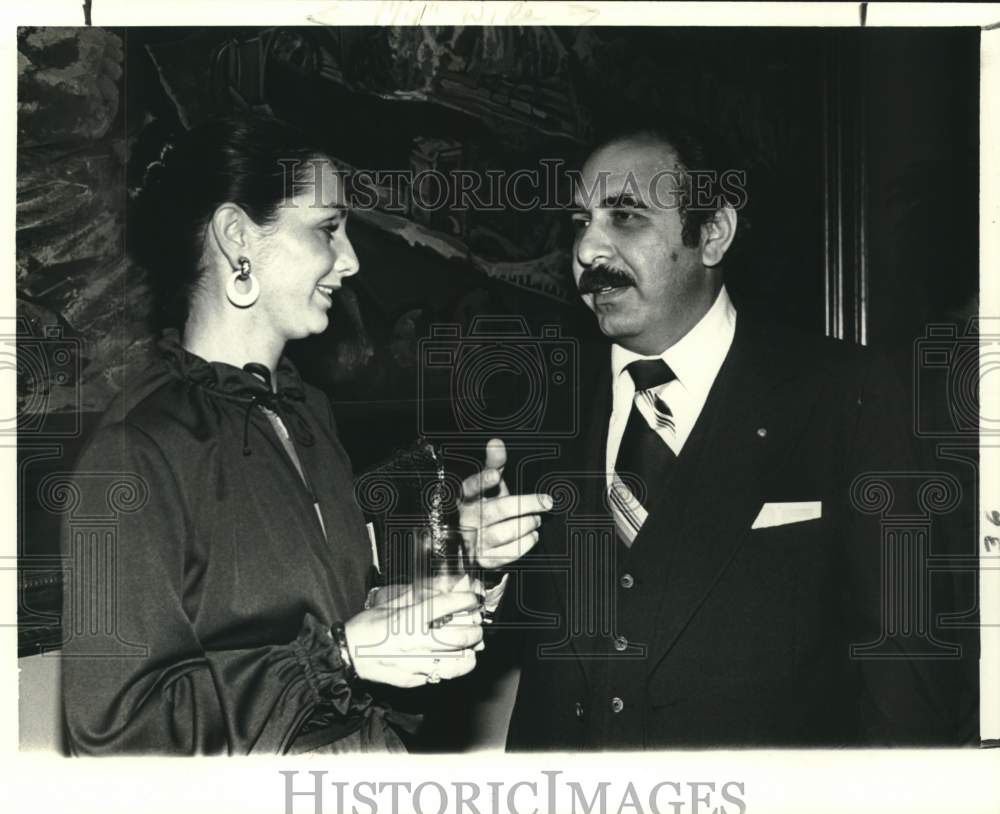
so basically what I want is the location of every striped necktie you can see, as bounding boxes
[609,359,677,546]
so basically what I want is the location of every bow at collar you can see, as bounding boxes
[157,329,316,455]
[238,362,315,456]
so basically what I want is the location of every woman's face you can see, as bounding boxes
[252,160,359,342]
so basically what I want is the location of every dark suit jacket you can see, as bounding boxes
[502,316,965,749]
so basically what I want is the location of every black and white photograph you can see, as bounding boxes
[6,2,1000,812]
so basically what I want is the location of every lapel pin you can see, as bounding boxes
[756,427,768,438]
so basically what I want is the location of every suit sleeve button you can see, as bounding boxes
[611,696,624,714]
[613,635,629,651]
[619,573,634,589]
[574,701,584,719]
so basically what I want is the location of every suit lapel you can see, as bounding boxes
[541,343,612,683]
[542,321,812,681]
[635,318,809,673]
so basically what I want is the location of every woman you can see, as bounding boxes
[60,115,483,755]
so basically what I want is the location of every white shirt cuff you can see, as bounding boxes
[482,573,509,620]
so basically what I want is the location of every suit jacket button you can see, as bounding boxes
[613,635,629,651]
[619,573,634,589]
[574,701,584,719]
[611,696,624,714]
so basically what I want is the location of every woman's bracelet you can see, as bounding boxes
[330,621,358,683]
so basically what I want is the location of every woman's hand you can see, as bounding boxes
[344,588,484,688]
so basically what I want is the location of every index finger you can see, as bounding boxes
[481,492,553,526]
[461,467,502,500]
[483,438,507,472]
[416,590,482,622]
[486,439,510,496]
[460,438,508,500]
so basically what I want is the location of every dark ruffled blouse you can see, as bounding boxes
[60,330,405,755]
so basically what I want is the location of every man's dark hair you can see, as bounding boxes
[587,117,748,250]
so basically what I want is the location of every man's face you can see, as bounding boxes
[571,137,720,355]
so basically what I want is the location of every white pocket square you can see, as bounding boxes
[751,501,822,530]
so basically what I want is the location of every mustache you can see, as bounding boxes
[577,264,636,295]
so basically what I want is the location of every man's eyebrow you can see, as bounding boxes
[596,192,647,209]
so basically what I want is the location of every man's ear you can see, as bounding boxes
[208,203,252,267]
[700,205,737,268]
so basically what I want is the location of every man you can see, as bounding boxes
[461,124,963,749]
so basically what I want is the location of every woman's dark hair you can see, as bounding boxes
[129,113,328,328]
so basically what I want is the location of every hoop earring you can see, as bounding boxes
[226,256,259,308]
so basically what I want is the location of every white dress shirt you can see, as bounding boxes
[606,285,737,485]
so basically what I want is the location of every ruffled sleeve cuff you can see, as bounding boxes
[292,613,369,712]
[286,614,421,753]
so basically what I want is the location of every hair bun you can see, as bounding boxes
[138,139,177,194]
[157,141,175,162]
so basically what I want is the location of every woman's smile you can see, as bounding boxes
[314,282,338,306]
